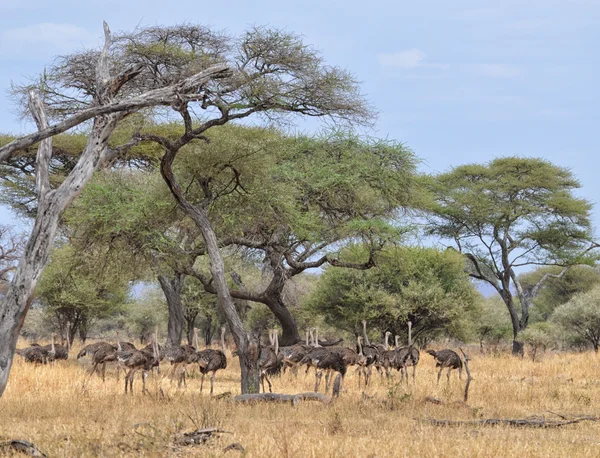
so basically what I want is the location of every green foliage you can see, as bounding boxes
[65,169,182,279]
[36,244,130,335]
[306,245,478,342]
[423,157,596,339]
[520,322,558,349]
[552,286,600,351]
[520,266,600,322]
[425,157,593,267]
[173,126,418,247]
[472,296,513,346]
[125,287,169,343]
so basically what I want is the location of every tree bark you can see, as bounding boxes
[158,272,185,348]
[0,111,119,397]
[203,314,214,346]
[185,311,198,346]
[264,295,301,346]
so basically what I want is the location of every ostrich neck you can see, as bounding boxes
[357,337,363,356]
[221,331,226,354]
[51,334,55,352]
[384,333,389,350]
[408,321,412,346]
[362,322,370,346]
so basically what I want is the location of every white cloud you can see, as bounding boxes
[378,49,427,69]
[472,64,521,78]
[0,23,96,59]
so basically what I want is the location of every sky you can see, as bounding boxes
[0,0,599,241]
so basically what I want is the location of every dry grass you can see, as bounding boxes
[3,343,600,457]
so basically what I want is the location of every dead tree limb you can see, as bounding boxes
[233,392,332,405]
[459,347,472,402]
[420,416,600,428]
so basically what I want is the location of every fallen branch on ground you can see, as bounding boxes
[233,392,332,405]
[173,427,231,447]
[419,415,600,428]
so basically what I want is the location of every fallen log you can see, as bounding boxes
[173,427,231,447]
[233,392,332,405]
[419,415,600,428]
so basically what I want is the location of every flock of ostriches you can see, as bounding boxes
[16,320,464,396]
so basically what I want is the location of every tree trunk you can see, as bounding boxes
[78,316,88,344]
[185,311,198,346]
[239,349,261,394]
[158,272,185,348]
[203,315,214,346]
[161,143,262,393]
[518,295,532,332]
[264,295,301,346]
[500,288,524,355]
[190,206,260,393]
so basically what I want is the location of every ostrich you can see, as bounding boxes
[259,329,280,393]
[77,341,114,360]
[196,326,228,395]
[118,333,160,394]
[360,320,382,385]
[116,331,137,351]
[16,345,48,364]
[393,335,420,383]
[86,342,120,383]
[163,343,195,387]
[279,329,311,376]
[323,336,367,391]
[426,349,463,384]
[43,333,69,363]
[300,328,325,375]
[313,351,347,394]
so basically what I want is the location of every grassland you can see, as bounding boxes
[2,343,600,457]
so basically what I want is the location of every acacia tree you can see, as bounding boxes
[173,129,416,345]
[2,23,371,394]
[127,27,371,392]
[424,157,598,354]
[36,244,129,343]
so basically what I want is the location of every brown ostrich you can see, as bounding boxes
[42,333,69,363]
[426,349,463,384]
[259,329,280,393]
[196,326,228,395]
[118,333,160,394]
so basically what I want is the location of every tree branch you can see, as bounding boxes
[0,63,231,163]
[27,92,53,203]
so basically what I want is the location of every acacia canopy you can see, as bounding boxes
[424,157,597,351]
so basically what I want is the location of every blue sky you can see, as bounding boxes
[0,0,598,240]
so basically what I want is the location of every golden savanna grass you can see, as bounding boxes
[2,343,600,457]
